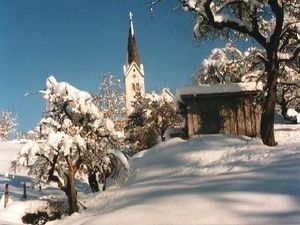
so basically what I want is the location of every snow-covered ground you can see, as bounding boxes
[1,124,300,225]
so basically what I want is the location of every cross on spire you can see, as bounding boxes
[129,11,134,36]
[129,11,133,21]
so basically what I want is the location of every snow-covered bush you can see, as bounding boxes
[11,76,129,215]
[21,196,67,225]
[125,91,182,153]
[0,110,17,142]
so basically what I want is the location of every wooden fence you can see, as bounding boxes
[2,182,27,208]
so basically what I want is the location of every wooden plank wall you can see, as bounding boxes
[184,94,261,137]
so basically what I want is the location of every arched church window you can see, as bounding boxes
[132,83,136,91]
[136,83,140,90]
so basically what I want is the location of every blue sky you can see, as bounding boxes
[0,0,223,131]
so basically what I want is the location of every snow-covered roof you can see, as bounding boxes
[161,88,174,102]
[161,88,174,97]
[176,82,263,99]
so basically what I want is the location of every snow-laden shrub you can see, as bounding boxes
[22,196,67,225]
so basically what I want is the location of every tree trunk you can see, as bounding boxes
[88,172,99,193]
[279,99,289,120]
[278,97,297,123]
[160,127,166,142]
[4,183,9,208]
[65,173,79,215]
[260,57,278,146]
[102,173,107,191]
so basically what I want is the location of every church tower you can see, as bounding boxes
[124,12,145,115]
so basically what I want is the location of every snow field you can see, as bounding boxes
[52,124,300,225]
[1,124,300,224]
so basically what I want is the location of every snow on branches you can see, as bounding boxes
[181,0,300,65]
[194,41,300,122]
[194,43,265,84]
[178,0,300,145]
[93,73,126,131]
[11,76,129,214]
[125,91,182,153]
[0,110,17,142]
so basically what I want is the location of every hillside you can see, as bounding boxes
[1,124,300,225]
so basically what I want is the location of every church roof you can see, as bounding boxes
[127,12,141,67]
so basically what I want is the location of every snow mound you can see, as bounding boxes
[127,135,270,184]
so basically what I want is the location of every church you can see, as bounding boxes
[123,12,173,115]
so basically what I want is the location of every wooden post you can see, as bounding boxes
[244,97,253,137]
[221,106,230,134]
[187,113,194,137]
[255,104,261,136]
[193,113,200,134]
[237,98,245,135]
[4,183,9,208]
[250,100,257,136]
[23,182,27,199]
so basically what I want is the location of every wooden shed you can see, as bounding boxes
[176,83,262,138]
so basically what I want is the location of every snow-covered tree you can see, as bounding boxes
[190,0,300,146]
[147,95,182,142]
[152,0,300,146]
[125,91,182,153]
[125,91,152,153]
[11,76,129,215]
[93,73,125,131]
[0,110,17,142]
[14,129,39,141]
[277,60,300,121]
[193,43,264,84]
[193,43,300,122]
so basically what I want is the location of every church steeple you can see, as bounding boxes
[124,12,145,116]
[127,12,141,67]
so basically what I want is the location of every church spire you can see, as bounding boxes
[127,12,141,67]
[124,11,145,116]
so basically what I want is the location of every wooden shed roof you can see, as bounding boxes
[176,82,263,99]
